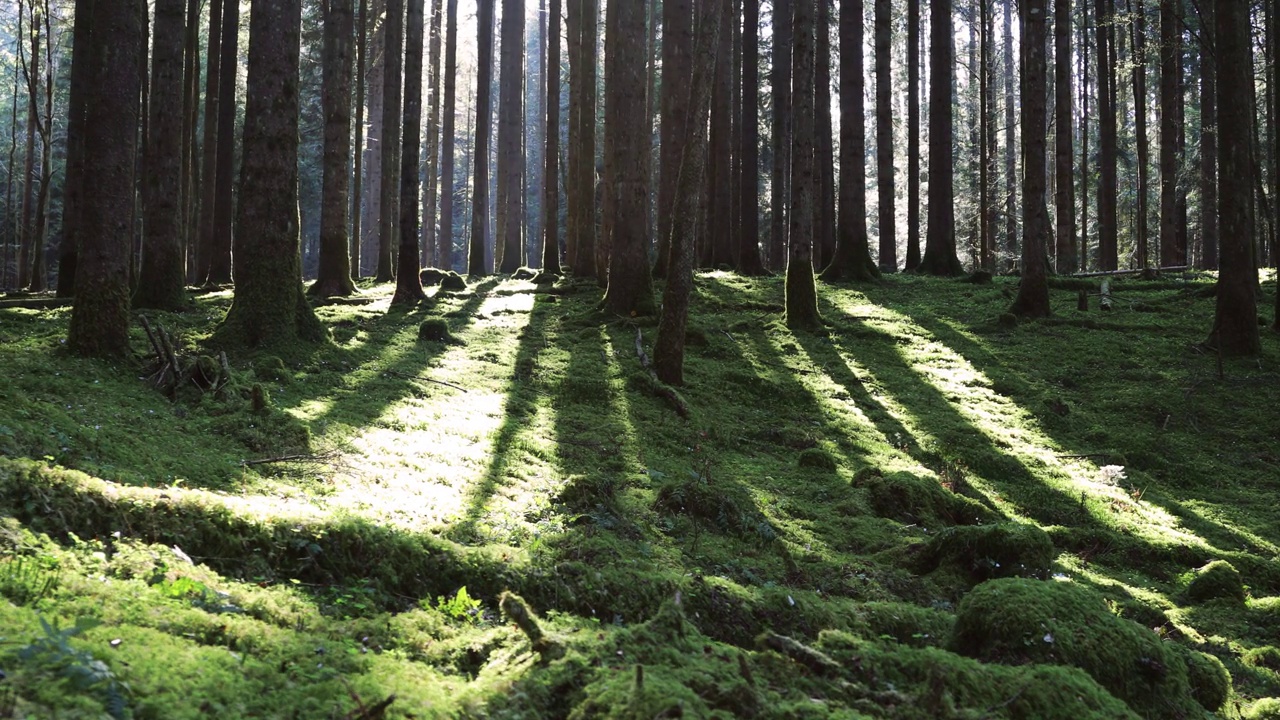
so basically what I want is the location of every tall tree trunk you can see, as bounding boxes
[821,0,878,281]
[645,0,659,257]
[470,0,495,274]
[1208,0,1258,354]
[1079,0,1089,270]
[1054,0,1076,273]
[360,3,385,277]
[28,0,53,292]
[598,0,618,284]
[438,0,458,269]
[1010,0,1050,316]
[56,0,94,297]
[919,0,963,275]
[376,0,405,281]
[655,0,692,277]
[1158,0,1181,266]
[1198,0,1216,269]
[196,0,222,286]
[5,4,22,292]
[707,0,733,267]
[393,0,427,302]
[785,0,822,328]
[906,0,921,270]
[566,0,598,277]
[1096,0,1118,270]
[421,0,443,267]
[17,5,37,291]
[313,0,357,297]
[216,0,324,348]
[814,0,836,270]
[979,0,994,271]
[1002,0,1016,271]
[737,0,764,274]
[351,0,368,276]
[180,0,199,282]
[68,0,143,358]
[136,0,187,309]
[1132,0,1151,269]
[875,0,895,271]
[770,0,792,271]
[207,0,238,284]
[497,0,526,273]
[542,0,562,272]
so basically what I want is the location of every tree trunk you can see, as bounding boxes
[707,0,733,267]
[67,0,143,358]
[542,0,562,273]
[207,0,238,284]
[906,0,921,270]
[1132,0,1151,269]
[195,0,222,287]
[56,0,94,297]
[601,0,656,315]
[770,0,792,271]
[497,0,526,273]
[392,0,427,303]
[17,6,38,291]
[1208,0,1259,355]
[469,0,495,275]
[4,6,20,292]
[875,0,895,271]
[136,0,187,309]
[1096,0,1118,270]
[919,0,963,275]
[1009,0,1050,317]
[350,0,367,276]
[821,0,878,282]
[566,0,597,277]
[1054,0,1076,273]
[785,0,822,328]
[360,3,385,277]
[376,0,404,281]
[979,0,994,271]
[420,0,443,267]
[1158,0,1181,266]
[1078,0,1089,270]
[215,0,324,348]
[1002,0,1015,271]
[180,0,200,282]
[1198,0,1216,269]
[654,0,692,277]
[598,0,618,284]
[736,0,764,274]
[655,0,721,385]
[813,0,836,271]
[312,0,357,297]
[438,0,458,270]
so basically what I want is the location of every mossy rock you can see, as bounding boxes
[1186,560,1247,604]
[652,474,777,541]
[419,268,468,291]
[1246,698,1280,720]
[797,448,837,472]
[862,470,993,527]
[418,318,461,345]
[854,601,954,648]
[511,267,538,280]
[1243,646,1280,672]
[1177,645,1230,711]
[951,578,1213,719]
[818,631,1142,720]
[253,355,291,383]
[918,522,1054,581]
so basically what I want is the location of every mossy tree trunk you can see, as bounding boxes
[784,0,822,330]
[496,0,525,274]
[392,0,427,305]
[918,0,964,276]
[214,0,325,349]
[311,0,357,299]
[1008,0,1049,318]
[601,0,656,317]
[820,0,878,283]
[67,0,142,359]
[542,0,562,273]
[376,0,404,282]
[654,0,720,386]
[470,0,495,275]
[1207,0,1259,355]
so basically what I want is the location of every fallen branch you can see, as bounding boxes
[1071,266,1189,278]
[635,328,690,419]
[241,451,340,467]
[382,370,467,392]
[1055,453,1116,460]
[0,296,72,309]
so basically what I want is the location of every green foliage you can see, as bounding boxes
[1179,645,1231,711]
[0,553,60,606]
[1246,698,1280,720]
[434,586,484,624]
[1244,647,1280,672]
[861,469,994,527]
[417,317,461,344]
[8,616,130,719]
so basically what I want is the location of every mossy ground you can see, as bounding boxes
[0,271,1278,717]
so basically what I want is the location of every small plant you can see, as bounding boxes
[434,586,484,624]
[0,554,59,607]
[8,616,130,720]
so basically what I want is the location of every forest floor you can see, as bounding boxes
[0,270,1279,719]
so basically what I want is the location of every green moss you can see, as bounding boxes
[1247,698,1280,719]
[862,470,994,527]
[951,578,1212,718]
[919,523,1055,581]
[797,447,837,472]
[855,601,954,647]
[417,318,461,344]
[652,472,777,541]
[1179,645,1231,711]
[421,268,468,291]
[1186,560,1247,604]
[252,355,291,383]
[1244,647,1280,672]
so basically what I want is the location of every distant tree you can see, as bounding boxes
[420,0,443,267]
[1008,0,1049,318]
[979,0,995,271]
[905,0,920,270]
[1197,0,1216,270]
[785,0,822,329]
[136,0,187,310]
[820,0,878,282]
[654,0,692,277]
[1206,0,1258,355]
[438,0,458,270]
[392,0,427,304]
[1158,0,1182,267]
[542,0,562,273]
[566,0,598,276]
[601,0,656,316]
[16,0,39,291]
[706,0,733,268]
[206,0,239,285]
[918,0,963,276]
[193,0,222,288]
[311,0,357,298]
[55,0,93,297]
[1096,0,1118,270]
[655,0,720,385]
[875,0,895,272]
[814,0,836,270]
[67,0,143,357]
[737,0,765,274]
[350,0,368,277]
[497,0,525,273]
[470,0,495,275]
[1054,0,1076,273]
[770,0,792,271]
[1131,0,1151,270]
[1001,0,1015,270]
[376,0,404,281]
[214,0,325,348]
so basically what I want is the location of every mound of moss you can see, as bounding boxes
[418,318,462,344]
[1247,698,1280,719]
[420,268,467,291]
[1244,646,1280,672]
[854,601,954,648]
[652,473,777,541]
[951,578,1221,718]
[252,355,291,383]
[1186,560,1247,604]
[1179,645,1230,711]
[917,523,1054,582]
[861,470,993,527]
[797,447,837,472]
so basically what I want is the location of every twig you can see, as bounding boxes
[720,329,737,343]
[382,370,467,392]
[1055,453,1115,460]
[241,451,340,467]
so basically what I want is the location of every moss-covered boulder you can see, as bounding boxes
[797,447,837,472]
[1243,646,1280,672]
[854,601,954,648]
[1246,698,1280,720]
[420,268,467,291]
[252,355,291,383]
[861,470,993,527]
[918,522,1054,581]
[1186,560,1247,604]
[418,318,461,345]
[1177,645,1230,711]
[951,578,1219,718]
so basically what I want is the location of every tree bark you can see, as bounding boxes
[56,0,94,297]
[979,0,994,271]
[906,0,921,270]
[1132,0,1151,270]
[17,3,38,291]
[180,0,200,282]
[1079,0,1089,270]
[438,0,458,270]
[654,0,692,277]
[497,0,526,273]
[814,0,836,270]
[770,0,792,271]
[471,0,495,275]
[350,0,368,277]
[215,0,325,348]
[1054,0,1076,273]
[392,0,427,303]
[195,0,222,287]
[1002,0,1016,271]
[312,0,357,297]
[1009,0,1050,317]
[542,0,562,273]
[785,0,822,328]
[737,0,765,274]
[376,0,404,281]
[919,0,964,275]
[1198,0,1216,269]
[1096,0,1118,270]
[707,0,734,267]
[421,0,443,268]
[566,0,598,277]
[206,0,238,284]
[68,0,143,358]
[1158,0,1182,266]
[875,0,895,271]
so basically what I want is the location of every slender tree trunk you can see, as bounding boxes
[28,0,54,292]
[393,0,427,302]
[1132,0,1151,270]
[313,0,357,297]
[1010,0,1050,316]
[979,0,993,271]
[644,0,659,257]
[68,0,143,358]
[785,0,822,328]
[196,0,222,286]
[707,0,733,267]
[1198,0,1216,270]
[1208,0,1258,354]
[4,5,20,292]
[351,0,368,276]
[1002,0,1015,271]
[906,0,921,270]
[377,0,405,281]
[421,0,443,267]
[361,4,386,276]
[598,0,618,284]
[136,0,187,309]
[1158,0,1181,266]
[542,0,562,272]
[566,0,597,277]
[180,0,199,281]
[770,0,792,271]
[438,0,458,269]
[1054,0,1076,273]
[1096,0,1117,270]
[207,0,238,284]
[17,7,37,290]
[875,0,895,271]
[813,0,835,270]
[919,0,963,275]
[737,0,764,274]
[470,0,495,275]
[1079,0,1089,270]
[56,0,93,297]
[654,0,692,277]
[497,0,526,273]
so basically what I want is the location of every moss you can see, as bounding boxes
[417,318,461,344]
[918,523,1055,581]
[1244,647,1280,672]
[252,355,291,383]
[855,601,954,647]
[862,471,994,527]
[1186,560,1247,604]
[1247,698,1280,720]
[951,578,1212,718]
[651,472,777,541]
[420,268,468,291]
[1178,645,1230,711]
[797,447,837,472]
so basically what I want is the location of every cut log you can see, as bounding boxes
[1099,280,1112,311]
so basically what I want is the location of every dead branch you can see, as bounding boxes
[241,452,341,468]
[381,370,467,392]
[0,297,72,309]
[1071,266,1189,278]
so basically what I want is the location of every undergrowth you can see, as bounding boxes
[0,271,1277,717]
